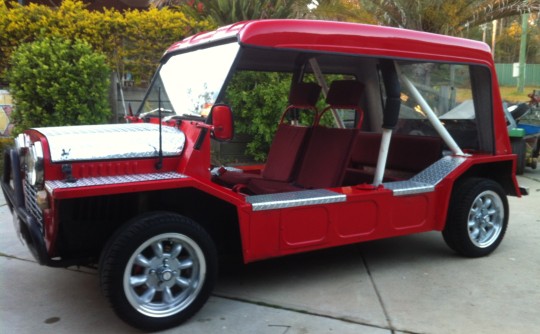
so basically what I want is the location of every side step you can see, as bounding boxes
[383,156,466,196]
[247,189,346,211]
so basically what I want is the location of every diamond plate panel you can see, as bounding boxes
[410,156,466,185]
[45,172,187,191]
[383,156,466,196]
[247,189,346,211]
[34,123,185,162]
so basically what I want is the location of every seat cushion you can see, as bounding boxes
[247,177,302,194]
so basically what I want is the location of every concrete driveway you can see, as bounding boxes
[1,170,539,334]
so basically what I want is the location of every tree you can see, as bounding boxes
[8,37,111,134]
[494,14,540,63]
[150,0,313,25]
[353,0,540,35]
[309,0,376,23]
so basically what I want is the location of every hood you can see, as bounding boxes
[34,123,185,163]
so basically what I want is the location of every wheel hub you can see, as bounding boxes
[157,267,174,282]
[122,232,207,318]
[468,190,504,248]
[149,258,180,288]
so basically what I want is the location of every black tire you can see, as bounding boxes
[443,178,508,258]
[99,212,217,331]
[511,138,526,175]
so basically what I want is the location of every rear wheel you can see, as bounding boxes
[443,178,508,257]
[100,212,217,331]
[511,138,526,175]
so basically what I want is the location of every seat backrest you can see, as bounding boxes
[280,82,321,124]
[262,82,321,182]
[350,132,443,173]
[295,126,357,189]
[326,80,364,107]
[317,80,365,128]
[292,80,362,188]
[261,124,310,181]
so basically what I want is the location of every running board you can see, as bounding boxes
[247,189,346,211]
[246,156,467,210]
[384,156,466,196]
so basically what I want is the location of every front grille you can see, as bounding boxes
[23,180,44,233]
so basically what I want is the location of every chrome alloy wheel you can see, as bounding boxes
[123,233,206,318]
[467,190,504,248]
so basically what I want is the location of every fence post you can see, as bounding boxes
[517,13,529,93]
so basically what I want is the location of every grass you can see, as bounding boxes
[499,86,538,104]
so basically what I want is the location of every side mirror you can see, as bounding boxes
[208,104,234,141]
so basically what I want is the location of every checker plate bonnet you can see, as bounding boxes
[34,123,185,162]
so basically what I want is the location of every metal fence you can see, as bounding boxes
[495,63,540,87]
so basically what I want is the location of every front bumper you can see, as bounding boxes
[2,148,51,266]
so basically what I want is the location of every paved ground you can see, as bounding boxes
[1,169,539,334]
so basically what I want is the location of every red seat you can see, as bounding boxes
[317,80,365,128]
[247,80,364,194]
[215,82,321,187]
[247,126,357,194]
[344,132,443,184]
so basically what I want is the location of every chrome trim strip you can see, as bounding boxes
[247,189,346,211]
[45,172,187,191]
[384,156,466,196]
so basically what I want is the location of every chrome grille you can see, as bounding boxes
[23,180,44,232]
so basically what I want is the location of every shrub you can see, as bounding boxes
[8,37,111,134]
[0,0,215,87]
[226,71,291,161]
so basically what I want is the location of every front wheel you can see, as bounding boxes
[443,178,508,258]
[100,212,217,331]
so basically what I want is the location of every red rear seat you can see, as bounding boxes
[344,132,443,184]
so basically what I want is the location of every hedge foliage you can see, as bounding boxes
[226,71,292,161]
[8,37,111,134]
[0,0,215,86]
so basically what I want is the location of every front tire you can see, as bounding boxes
[100,212,217,331]
[443,178,508,258]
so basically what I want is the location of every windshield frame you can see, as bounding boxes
[137,41,241,118]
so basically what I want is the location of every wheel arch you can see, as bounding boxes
[56,187,243,265]
[453,159,519,197]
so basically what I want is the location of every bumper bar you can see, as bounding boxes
[2,148,50,265]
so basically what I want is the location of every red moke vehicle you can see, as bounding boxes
[2,20,527,331]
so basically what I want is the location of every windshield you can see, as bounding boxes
[139,42,240,117]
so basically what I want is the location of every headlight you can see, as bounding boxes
[14,134,30,167]
[26,141,44,188]
[14,133,27,154]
